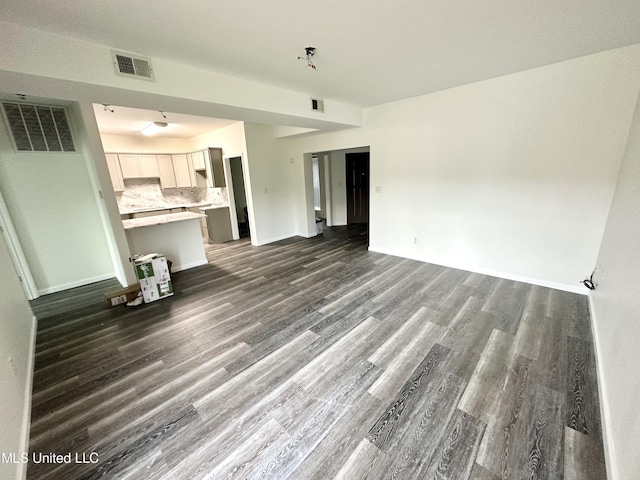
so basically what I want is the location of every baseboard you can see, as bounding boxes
[37,272,115,296]
[17,315,36,480]
[587,295,617,480]
[170,259,208,273]
[254,232,300,246]
[367,246,587,294]
[294,232,317,239]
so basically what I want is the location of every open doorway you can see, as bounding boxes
[304,147,370,245]
[311,153,330,233]
[228,156,250,239]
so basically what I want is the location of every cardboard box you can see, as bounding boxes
[133,254,173,303]
[105,284,141,307]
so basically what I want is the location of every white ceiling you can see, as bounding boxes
[2,0,640,108]
[92,104,237,138]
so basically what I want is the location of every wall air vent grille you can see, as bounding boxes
[112,51,155,81]
[2,102,76,152]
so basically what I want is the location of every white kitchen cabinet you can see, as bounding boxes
[105,154,124,192]
[157,155,177,188]
[138,155,160,177]
[172,154,193,187]
[119,154,140,178]
[191,151,206,170]
[186,154,198,187]
[118,154,160,179]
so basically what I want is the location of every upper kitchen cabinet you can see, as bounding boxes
[191,151,206,171]
[206,148,226,188]
[119,154,140,178]
[118,154,160,178]
[172,154,193,188]
[105,154,124,192]
[157,155,177,188]
[138,155,160,177]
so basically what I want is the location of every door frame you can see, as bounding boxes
[0,189,38,300]
[224,153,252,241]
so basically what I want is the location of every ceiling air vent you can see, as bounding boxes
[111,51,154,81]
[311,97,324,113]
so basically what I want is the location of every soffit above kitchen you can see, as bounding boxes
[1,0,639,108]
[93,104,237,138]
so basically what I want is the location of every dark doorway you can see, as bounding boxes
[346,152,370,224]
[229,156,250,238]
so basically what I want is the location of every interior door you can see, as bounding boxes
[346,152,370,224]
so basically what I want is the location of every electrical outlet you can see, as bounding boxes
[413,237,418,244]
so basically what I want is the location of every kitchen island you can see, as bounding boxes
[122,211,207,272]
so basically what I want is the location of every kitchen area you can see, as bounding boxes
[96,105,249,273]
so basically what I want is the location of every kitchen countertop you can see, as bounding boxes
[119,202,229,215]
[122,211,206,230]
[199,205,230,211]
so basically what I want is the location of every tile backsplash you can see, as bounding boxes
[117,178,228,211]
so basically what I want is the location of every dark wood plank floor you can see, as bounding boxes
[27,225,606,479]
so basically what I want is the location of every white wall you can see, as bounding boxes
[286,45,640,292]
[0,234,36,480]
[329,152,346,225]
[590,91,640,480]
[243,123,298,245]
[0,21,362,131]
[0,106,116,294]
[188,121,247,155]
[77,103,137,287]
[316,154,327,220]
[100,134,192,154]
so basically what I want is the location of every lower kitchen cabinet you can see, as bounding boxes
[204,206,233,243]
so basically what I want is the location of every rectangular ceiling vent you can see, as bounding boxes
[111,50,155,81]
[311,97,324,113]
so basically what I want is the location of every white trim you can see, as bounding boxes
[223,154,243,241]
[170,259,208,273]
[254,232,299,246]
[0,190,38,300]
[17,315,36,480]
[295,231,317,239]
[367,245,587,294]
[587,294,617,480]
[323,154,333,226]
[37,273,115,296]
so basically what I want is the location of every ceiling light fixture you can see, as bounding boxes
[297,47,317,70]
[141,121,168,136]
